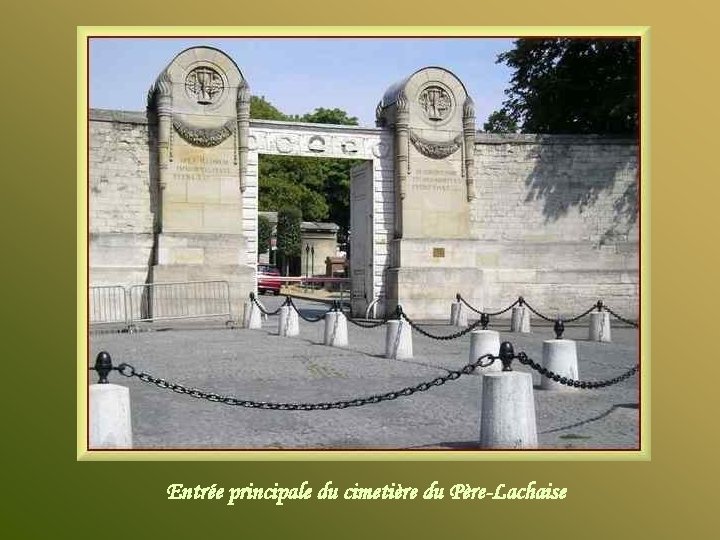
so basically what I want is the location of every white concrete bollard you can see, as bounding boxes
[323,311,348,347]
[479,371,538,449]
[541,339,579,391]
[450,301,468,326]
[288,306,300,336]
[89,384,133,449]
[279,305,300,337]
[589,311,612,342]
[511,306,531,333]
[385,320,413,359]
[278,306,290,336]
[243,300,262,329]
[469,330,502,372]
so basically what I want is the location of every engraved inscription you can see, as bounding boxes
[411,168,462,193]
[174,154,233,180]
[432,247,445,258]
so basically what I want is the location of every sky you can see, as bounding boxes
[88,37,516,128]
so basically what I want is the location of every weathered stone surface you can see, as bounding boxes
[88,50,639,321]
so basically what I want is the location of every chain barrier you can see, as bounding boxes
[514,351,639,389]
[341,305,396,328]
[285,297,333,323]
[564,305,597,323]
[520,298,556,323]
[604,305,639,328]
[110,353,498,410]
[399,308,484,341]
[458,294,638,328]
[457,295,519,317]
[250,293,290,316]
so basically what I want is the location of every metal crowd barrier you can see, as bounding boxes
[89,285,128,325]
[128,281,232,323]
[89,281,233,328]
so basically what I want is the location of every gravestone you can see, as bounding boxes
[147,47,254,316]
[377,68,484,318]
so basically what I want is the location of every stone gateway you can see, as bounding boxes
[89,46,639,320]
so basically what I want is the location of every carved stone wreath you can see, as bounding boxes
[172,118,236,147]
[409,130,462,159]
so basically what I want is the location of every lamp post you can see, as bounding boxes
[310,245,315,278]
[305,244,310,291]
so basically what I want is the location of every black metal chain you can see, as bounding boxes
[515,352,639,389]
[251,294,290,316]
[400,309,484,340]
[458,294,633,326]
[286,297,333,323]
[520,298,556,322]
[115,354,498,411]
[457,295,520,317]
[603,306,639,328]
[341,306,396,328]
[564,304,597,323]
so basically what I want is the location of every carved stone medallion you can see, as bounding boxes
[418,86,452,122]
[185,66,224,105]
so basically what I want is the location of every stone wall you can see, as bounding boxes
[470,134,639,317]
[89,110,156,286]
[88,110,639,319]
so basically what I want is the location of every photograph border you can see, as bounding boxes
[77,25,649,461]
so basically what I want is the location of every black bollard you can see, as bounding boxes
[94,351,113,384]
[481,313,490,330]
[498,341,515,372]
[554,318,565,339]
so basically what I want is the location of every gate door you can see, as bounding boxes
[350,161,374,317]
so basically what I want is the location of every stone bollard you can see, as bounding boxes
[278,305,298,337]
[283,305,300,337]
[510,306,531,333]
[469,330,502,372]
[324,311,348,347]
[479,371,537,449]
[89,352,132,449]
[540,339,579,391]
[385,320,413,359]
[450,301,468,327]
[243,300,262,329]
[589,311,612,342]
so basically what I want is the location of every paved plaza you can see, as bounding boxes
[89,297,640,451]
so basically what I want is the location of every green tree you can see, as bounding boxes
[257,214,273,258]
[276,206,302,275]
[483,110,519,133]
[250,95,288,121]
[259,176,328,221]
[251,96,359,237]
[300,107,359,125]
[488,38,639,134]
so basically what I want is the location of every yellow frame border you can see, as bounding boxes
[78,26,650,461]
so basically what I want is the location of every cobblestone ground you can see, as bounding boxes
[89,296,641,451]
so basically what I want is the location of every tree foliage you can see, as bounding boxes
[250,95,287,121]
[299,108,358,125]
[250,97,358,237]
[276,206,302,274]
[483,110,519,133]
[257,214,273,256]
[487,38,639,135]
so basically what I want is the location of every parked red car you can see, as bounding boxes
[258,265,282,295]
